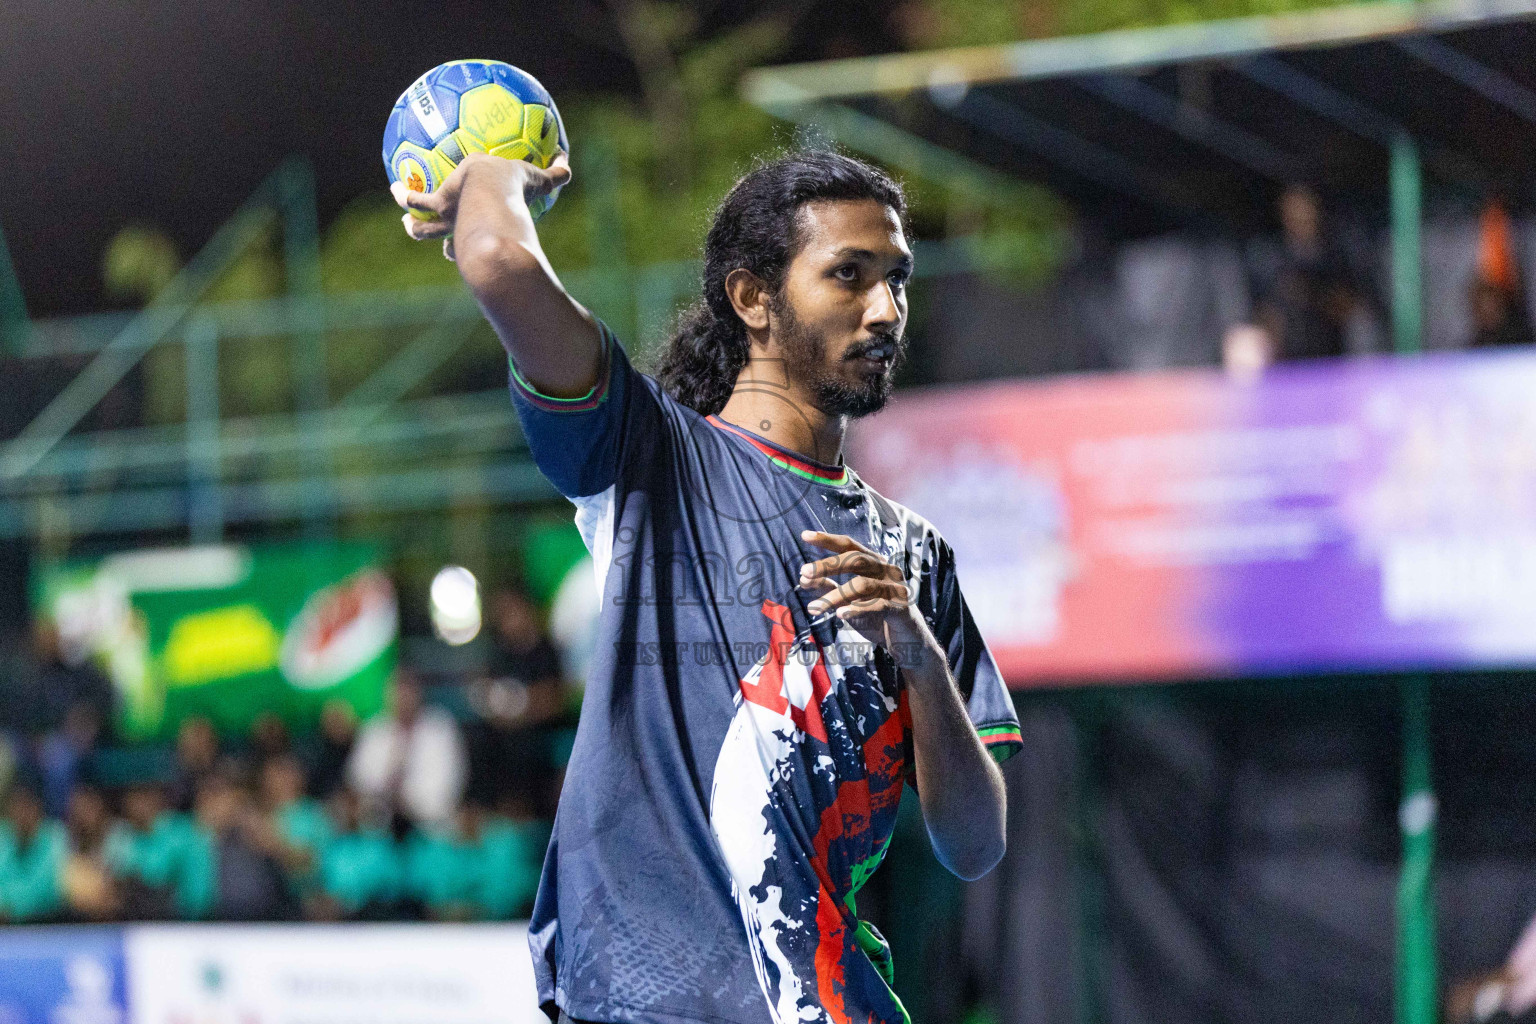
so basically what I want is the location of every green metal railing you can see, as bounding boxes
[0,162,1020,546]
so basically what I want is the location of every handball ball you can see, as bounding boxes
[382,60,569,221]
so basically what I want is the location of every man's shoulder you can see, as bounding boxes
[598,335,713,454]
[631,363,704,432]
[602,328,681,412]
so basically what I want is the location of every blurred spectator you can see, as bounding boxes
[0,780,66,922]
[259,754,331,900]
[1469,278,1532,349]
[6,621,114,737]
[467,587,568,817]
[192,767,294,921]
[403,801,546,922]
[104,780,206,919]
[309,698,357,800]
[61,784,119,921]
[0,645,553,928]
[406,805,486,922]
[167,716,220,813]
[9,622,114,817]
[347,670,466,832]
[479,799,546,920]
[486,586,564,687]
[1468,277,1529,350]
[0,636,557,927]
[1468,203,1533,349]
[307,787,402,922]
[36,702,104,819]
[248,712,292,772]
[1251,184,1380,361]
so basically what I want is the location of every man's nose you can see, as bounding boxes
[865,280,901,329]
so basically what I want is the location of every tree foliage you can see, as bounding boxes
[102,224,181,306]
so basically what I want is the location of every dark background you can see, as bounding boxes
[0,0,901,319]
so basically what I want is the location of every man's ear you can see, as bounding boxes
[724,269,771,332]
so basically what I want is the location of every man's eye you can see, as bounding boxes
[888,271,909,289]
[834,265,859,282]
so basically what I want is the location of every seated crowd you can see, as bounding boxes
[0,586,573,924]
[0,728,550,925]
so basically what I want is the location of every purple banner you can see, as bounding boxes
[849,349,1536,685]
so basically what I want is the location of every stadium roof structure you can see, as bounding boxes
[743,0,1536,237]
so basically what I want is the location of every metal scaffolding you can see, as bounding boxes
[0,167,1009,547]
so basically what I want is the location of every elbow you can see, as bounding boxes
[932,818,1006,881]
[456,231,542,294]
[927,772,1008,880]
[946,836,1006,882]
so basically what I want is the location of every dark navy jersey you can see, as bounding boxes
[511,322,1021,1024]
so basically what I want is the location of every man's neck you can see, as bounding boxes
[716,356,846,467]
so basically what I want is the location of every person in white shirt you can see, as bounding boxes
[345,670,467,832]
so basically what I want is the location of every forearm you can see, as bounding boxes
[905,641,1007,880]
[452,157,602,399]
[795,532,1009,878]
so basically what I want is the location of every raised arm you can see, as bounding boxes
[391,152,602,399]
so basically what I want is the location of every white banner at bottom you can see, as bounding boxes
[124,923,542,1024]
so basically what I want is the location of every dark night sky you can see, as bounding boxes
[0,0,621,318]
[2,0,896,319]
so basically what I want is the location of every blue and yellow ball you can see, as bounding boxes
[382,60,569,221]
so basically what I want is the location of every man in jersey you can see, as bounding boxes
[392,149,1021,1024]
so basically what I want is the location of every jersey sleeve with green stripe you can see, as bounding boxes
[507,321,656,499]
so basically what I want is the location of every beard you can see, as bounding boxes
[770,293,906,419]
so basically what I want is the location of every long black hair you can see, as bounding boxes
[651,151,908,415]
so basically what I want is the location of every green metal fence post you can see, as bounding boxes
[1390,129,1436,1024]
[1391,135,1425,357]
[0,222,29,354]
[1397,675,1437,1024]
[1072,696,1107,1024]
[278,156,334,536]
[185,318,223,544]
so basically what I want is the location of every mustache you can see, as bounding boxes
[846,332,903,359]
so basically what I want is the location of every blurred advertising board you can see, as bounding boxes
[0,927,126,1024]
[123,924,540,1024]
[34,542,396,741]
[851,349,1536,684]
[0,925,539,1024]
